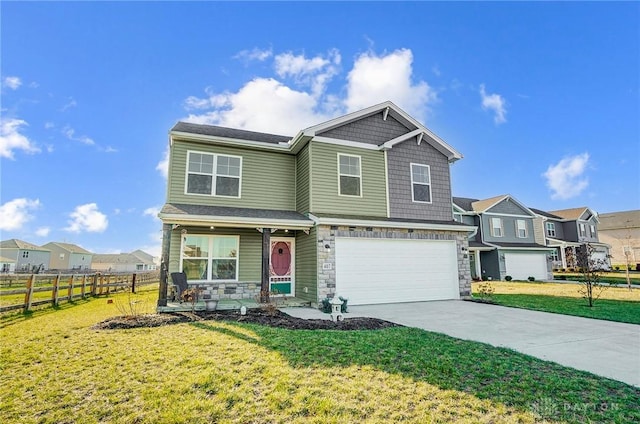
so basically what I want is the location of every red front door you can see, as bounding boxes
[270,239,294,295]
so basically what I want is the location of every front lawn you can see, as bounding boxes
[1,287,639,423]
[472,281,640,324]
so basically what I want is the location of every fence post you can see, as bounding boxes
[81,274,87,299]
[52,273,61,307]
[91,273,99,296]
[24,274,35,312]
[68,275,74,302]
[131,273,137,293]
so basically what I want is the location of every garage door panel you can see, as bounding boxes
[335,238,459,305]
[503,252,548,281]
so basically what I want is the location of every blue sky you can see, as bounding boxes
[1,2,638,256]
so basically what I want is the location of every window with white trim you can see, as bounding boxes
[410,163,432,203]
[338,154,361,196]
[550,249,559,262]
[186,152,241,197]
[546,222,556,237]
[491,217,503,237]
[181,235,239,281]
[516,219,528,238]
[590,224,596,237]
[579,223,586,237]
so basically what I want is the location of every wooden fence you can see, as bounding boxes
[0,271,159,313]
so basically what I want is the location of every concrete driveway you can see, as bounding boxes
[283,300,640,387]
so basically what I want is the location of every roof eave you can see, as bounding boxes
[158,213,314,230]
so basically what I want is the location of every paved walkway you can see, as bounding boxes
[282,300,640,387]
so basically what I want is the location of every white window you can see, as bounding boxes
[516,219,528,238]
[338,154,361,196]
[579,223,586,237]
[410,163,432,203]
[546,222,556,237]
[491,217,503,237]
[59,253,65,260]
[181,235,239,281]
[550,249,559,262]
[590,225,596,236]
[186,152,241,197]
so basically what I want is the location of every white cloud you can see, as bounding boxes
[0,198,41,231]
[543,153,590,200]
[182,48,437,135]
[0,117,41,159]
[62,126,95,145]
[234,47,273,63]
[345,49,437,122]
[60,98,77,112]
[65,203,108,233]
[44,121,55,129]
[479,84,507,124]
[35,227,51,237]
[143,206,161,221]
[3,76,22,90]
[156,146,169,178]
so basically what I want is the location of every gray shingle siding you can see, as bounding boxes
[481,214,536,244]
[318,114,409,145]
[487,199,530,215]
[387,138,453,221]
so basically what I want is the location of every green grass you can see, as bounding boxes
[488,294,640,324]
[554,272,640,285]
[1,287,639,423]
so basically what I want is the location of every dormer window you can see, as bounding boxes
[338,154,361,196]
[546,222,556,237]
[186,151,241,197]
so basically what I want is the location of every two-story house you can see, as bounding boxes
[598,210,640,269]
[452,195,553,281]
[157,101,475,308]
[0,239,51,273]
[41,242,93,271]
[531,207,610,270]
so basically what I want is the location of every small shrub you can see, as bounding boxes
[339,296,348,313]
[505,275,512,281]
[320,296,348,313]
[558,275,567,280]
[614,266,620,271]
[528,276,535,282]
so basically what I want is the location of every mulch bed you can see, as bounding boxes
[92,309,402,331]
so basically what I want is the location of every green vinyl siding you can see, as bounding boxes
[168,140,295,210]
[295,227,317,302]
[309,142,387,217]
[168,227,261,281]
[295,144,310,213]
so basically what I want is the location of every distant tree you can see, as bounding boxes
[576,242,608,307]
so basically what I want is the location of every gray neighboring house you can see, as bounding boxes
[453,195,553,281]
[0,239,51,272]
[41,242,93,271]
[531,207,611,270]
[92,250,157,272]
[0,256,16,273]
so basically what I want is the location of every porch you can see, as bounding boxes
[157,296,311,313]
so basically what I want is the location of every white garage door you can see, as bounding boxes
[503,252,548,281]
[335,238,459,305]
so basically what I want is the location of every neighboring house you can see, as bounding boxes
[92,250,157,272]
[453,195,553,281]
[0,239,51,272]
[531,207,610,270]
[597,210,640,269]
[158,101,476,307]
[0,256,16,273]
[41,242,93,271]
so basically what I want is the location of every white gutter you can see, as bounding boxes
[158,213,314,230]
[308,213,476,232]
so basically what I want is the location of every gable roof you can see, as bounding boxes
[171,122,291,144]
[92,253,142,265]
[0,239,50,251]
[292,101,463,162]
[598,210,640,230]
[549,207,597,221]
[41,242,92,255]
[529,208,562,219]
[0,256,16,263]
[130,250,155,264]
[471,195,509,213]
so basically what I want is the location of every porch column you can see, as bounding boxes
[260,228,271,303]
[560,245,567,269]
[157,223,172,307]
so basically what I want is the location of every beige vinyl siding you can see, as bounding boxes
[309,142,387,217]
[168,140,296,210]
[295,227,317,302]
[168,227,262,281]
[296,144,310,214]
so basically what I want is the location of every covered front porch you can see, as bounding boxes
[156,203,315,310]
[157,296,311,313]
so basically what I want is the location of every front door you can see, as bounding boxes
[269,238,294,296]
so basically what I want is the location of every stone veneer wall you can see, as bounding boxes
[315,225,471,303]
[189,282,261,301]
